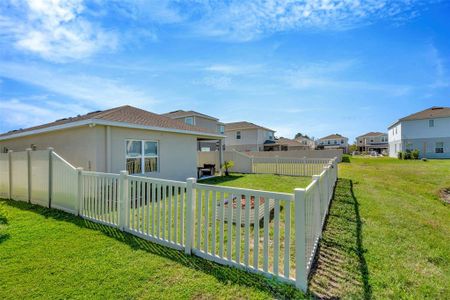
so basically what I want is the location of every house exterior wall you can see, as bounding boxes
[0,126,98,170]
[317,137,349,153]
[225,128,274,152]
[0,125,201,181]
[388,117,450,158]
[108,126,198,181]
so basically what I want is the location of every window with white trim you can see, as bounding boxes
[185,117,194,125]
[126,140,158,174]
[218,125,225,134]
[435,142,444,154]
[236,131,241,139]
[429,119,434,128]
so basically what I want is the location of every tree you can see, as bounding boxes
[295,132,310,140]
[222,160,234,176]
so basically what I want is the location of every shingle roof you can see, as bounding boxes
[225,121,275,132]
[0,105,219,138]
[162,110,218,121]
[271,137,305,146]
[319,134,347,140]
[399,106,450,121]
[357,132,386,138]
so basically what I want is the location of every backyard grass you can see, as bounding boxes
[1,159,449,299]
[309,157,450,299]
[0,198,305,299]
[199,173,312,192]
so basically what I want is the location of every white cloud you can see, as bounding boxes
[189,0,439,41]
[0,0,117,62]
[193,75,232,90]
[0,62,158,108]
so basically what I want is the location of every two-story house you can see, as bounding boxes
[388,106,450,158]
[356,132,388,154]
[162,110,224,151]
[224,121,275,152]
[316,134,349,153]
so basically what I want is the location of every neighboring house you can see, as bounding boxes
[388,106,450,158]
[356,132,388,154]
[294,136,316,150]
[317,134,349,153]
[162,110,225,152]
[224,121,275,152]
[264,137,314,151]
[0,105,224,181]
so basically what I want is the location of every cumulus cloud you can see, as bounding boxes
[0,0,117,62]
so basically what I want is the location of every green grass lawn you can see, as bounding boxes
[0,198,304,299]
[1,159,449,299]
[309,157,450,299]
[199,173,312,192]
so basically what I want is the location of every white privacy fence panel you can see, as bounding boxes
[11,151,28,202]
[192,183,296,283]
[81,171,120,227]
[30,150,50,207]
[252,157,332,177]
[51,152,78,214]
[0,153,9,198]
[125,176,188,250]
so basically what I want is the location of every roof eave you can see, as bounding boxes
[0,119,225,141]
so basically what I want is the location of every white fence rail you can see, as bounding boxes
[0,149,338,292]
[252,157,333,176]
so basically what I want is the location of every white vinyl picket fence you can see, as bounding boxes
[0,148,338,292]
[252,156,333,176]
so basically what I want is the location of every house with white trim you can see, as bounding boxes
[0,105,225,181]
[316,134,349,153]
[356,132,388,154]
[388,106,450,158]
[162,110,224,151]
[224,121,275,152]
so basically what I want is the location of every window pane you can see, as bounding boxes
[126,141,142,157]
[127,158,142,174]
[144,141,158,156]
[185,117,194,125]
[144,157,158,172]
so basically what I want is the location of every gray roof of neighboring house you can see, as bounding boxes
[225,121,275,132]
[389,106,450,128]
[319,134,347,140]
[357,132,386,138]
[0,105,220,139]
[269,137,307,147]
[162,110,219,121]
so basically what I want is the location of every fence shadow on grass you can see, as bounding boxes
[198,174,245,185]
[0,204,10,244]
[308,178,371,300]
[0,198,307,300]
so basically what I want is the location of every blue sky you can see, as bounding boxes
[0,0,449,142]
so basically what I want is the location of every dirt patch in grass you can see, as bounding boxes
[438,187,450,204]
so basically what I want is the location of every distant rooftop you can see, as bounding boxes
[400,106,450,121]
[162,110,219,121]
[357,132,386,138]
[319,134,347,140]
[225,121,275,132]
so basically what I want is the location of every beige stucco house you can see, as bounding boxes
[224,121,275,152]
[0,106,224,181]
[356,132,388,154]
[316,134,349,153]
[162,110,224,151]
[263,137,314,151]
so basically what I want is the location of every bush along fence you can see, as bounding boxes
[0,148,338,292]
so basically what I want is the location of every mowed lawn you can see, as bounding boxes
[309,157,450,299]
[0,175,307,299]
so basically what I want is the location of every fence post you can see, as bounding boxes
[185,177,196,255]
[76,167,83,216]
[312,175,323,236]
[8,150,13,200]
[303,156,307,176]
[48,147,54,208]
[294,188,307,291]
[275,155,279,174]
[119,170,129,230]
[26,148,32,203]
[251,156,254,173]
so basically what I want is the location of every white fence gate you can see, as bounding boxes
[0,148,338,292]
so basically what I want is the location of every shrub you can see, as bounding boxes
[222,160,234,176]
[422,158,428,162]
[342,155,351,163]
[404,150,412,160]
[398,151,403,160]
[411,149,420,160]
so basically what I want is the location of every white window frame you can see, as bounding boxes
[429,119,434,128]
[185,117,194,125]
[125,139,159,174]
[435,142,444,154]
[218,125,225,134]
[236,131,241,139]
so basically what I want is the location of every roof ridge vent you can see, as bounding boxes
[431,106,443,110]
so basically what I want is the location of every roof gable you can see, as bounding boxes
[225,121,275,132]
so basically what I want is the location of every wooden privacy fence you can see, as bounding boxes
[0,149,338,292]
